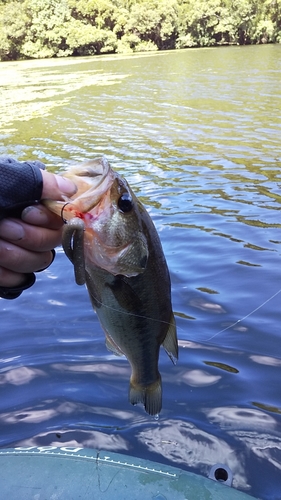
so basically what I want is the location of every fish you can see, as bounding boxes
[44,157,178,415]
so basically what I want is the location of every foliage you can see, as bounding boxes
[65,19,117,55]
[0,1,29,59]
[123,0,178,50]
[21,0,72,58]
[0,0,280,60]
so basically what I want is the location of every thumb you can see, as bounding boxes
[41,170,77,200]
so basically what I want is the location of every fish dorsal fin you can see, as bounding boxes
[162,314,178,365]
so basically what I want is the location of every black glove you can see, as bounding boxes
[0,156,45,220]
[0,157,52,300]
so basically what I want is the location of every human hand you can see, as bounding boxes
[0,169,77,297]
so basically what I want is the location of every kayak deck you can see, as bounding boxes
[0,447,259,499]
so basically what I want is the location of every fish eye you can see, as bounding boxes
[118,193,133,213]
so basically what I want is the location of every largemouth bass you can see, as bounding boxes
[45,157,178,415]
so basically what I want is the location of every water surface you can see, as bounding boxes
[1,45,281,499]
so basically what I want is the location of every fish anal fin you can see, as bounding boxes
[105,331,124,357]
[162,313,178,365]
[129,376,162,416]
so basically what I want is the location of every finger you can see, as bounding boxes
[21,204,64,230]
[41,170,77,199]
[0,266,27,288]
[0,218,63,252]
[0,240,54,273]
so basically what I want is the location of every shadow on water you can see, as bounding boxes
[1,45,281,498]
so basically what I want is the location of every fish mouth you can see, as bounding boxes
[66,157,115,212]
[69,156,110,187]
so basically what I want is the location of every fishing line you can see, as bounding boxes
[90,287,281,342]
[90,293,182,331]
[206,287,281,342]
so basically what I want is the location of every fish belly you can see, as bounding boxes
[85,266,171,415]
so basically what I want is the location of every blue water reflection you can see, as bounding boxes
[1,45,281,498]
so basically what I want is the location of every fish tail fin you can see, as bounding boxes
[129,376,162,416]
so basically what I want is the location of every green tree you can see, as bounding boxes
[21,0,72,58]
[67,0,118,30]
[0,1,29,60]
[123,0,178,50]
[65,18,117,55]
[251,0,281,42]
[177,0,223,47]
[0,0,280,61]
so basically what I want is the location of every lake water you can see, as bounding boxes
[1,45,281,499]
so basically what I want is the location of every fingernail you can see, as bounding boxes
[56,175,77,195]
[0,220,24,241]
[21,206,48,224]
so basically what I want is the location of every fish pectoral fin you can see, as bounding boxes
[162,313,178,365]
[105,331,125,357]
[129,376,162,416]
[62,218,86,285]
[106,276,143,312]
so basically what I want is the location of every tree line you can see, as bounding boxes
[0,0,280,61]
